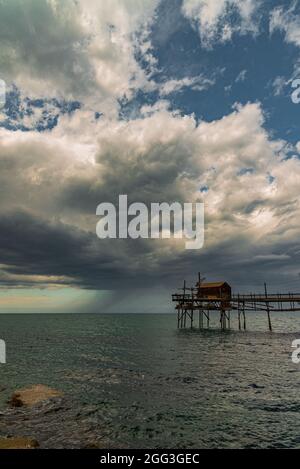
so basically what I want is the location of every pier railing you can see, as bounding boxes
[172,292,300,310]
[172,291,300,331]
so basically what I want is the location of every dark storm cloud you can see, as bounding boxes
[0,210,124,289]
[1,100,299,294]
[0,209,298,294]
[0,0,299,299]
[0,210,188,290]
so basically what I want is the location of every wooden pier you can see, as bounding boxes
[172,274,300,331]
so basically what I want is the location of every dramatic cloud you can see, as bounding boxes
[1,0,300,311]
[0,0,159,115]
[0,99,299,292]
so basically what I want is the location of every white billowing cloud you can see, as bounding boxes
[1,0,300,294]
[1,98,299,290]
[0,0,159,115]
[89,101,300,255]
[159,75,215,96]
[270,2,300,47]
[181,0,260,47]
[0,102,291,227]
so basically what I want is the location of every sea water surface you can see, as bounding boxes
[1,312,300,448]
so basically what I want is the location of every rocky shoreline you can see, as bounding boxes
[0,385,116,449]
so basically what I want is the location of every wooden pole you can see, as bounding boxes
[220,308,226,330]
[199,310,203,329]
[264,282,272,332]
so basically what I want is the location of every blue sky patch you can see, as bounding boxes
[0,86,81,132]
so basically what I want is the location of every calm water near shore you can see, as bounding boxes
[1,312,300,448]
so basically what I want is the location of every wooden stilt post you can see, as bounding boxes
[264,283,272,332]
[207,310,210,328]
[181,281,186,329]
[220,308,226,330]
[199,309,203,329]
[243,303,246,330]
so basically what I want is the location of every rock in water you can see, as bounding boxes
[9,384,62,407]
[0,437,39,449]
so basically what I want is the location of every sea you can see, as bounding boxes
[0,312,300,449]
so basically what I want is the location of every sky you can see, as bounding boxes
[1,0,300,312]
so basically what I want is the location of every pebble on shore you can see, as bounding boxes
[8,384,63,407]
[0,437,39,449]
[1,384,63,449]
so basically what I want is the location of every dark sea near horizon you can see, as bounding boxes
[1,312,300,449]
